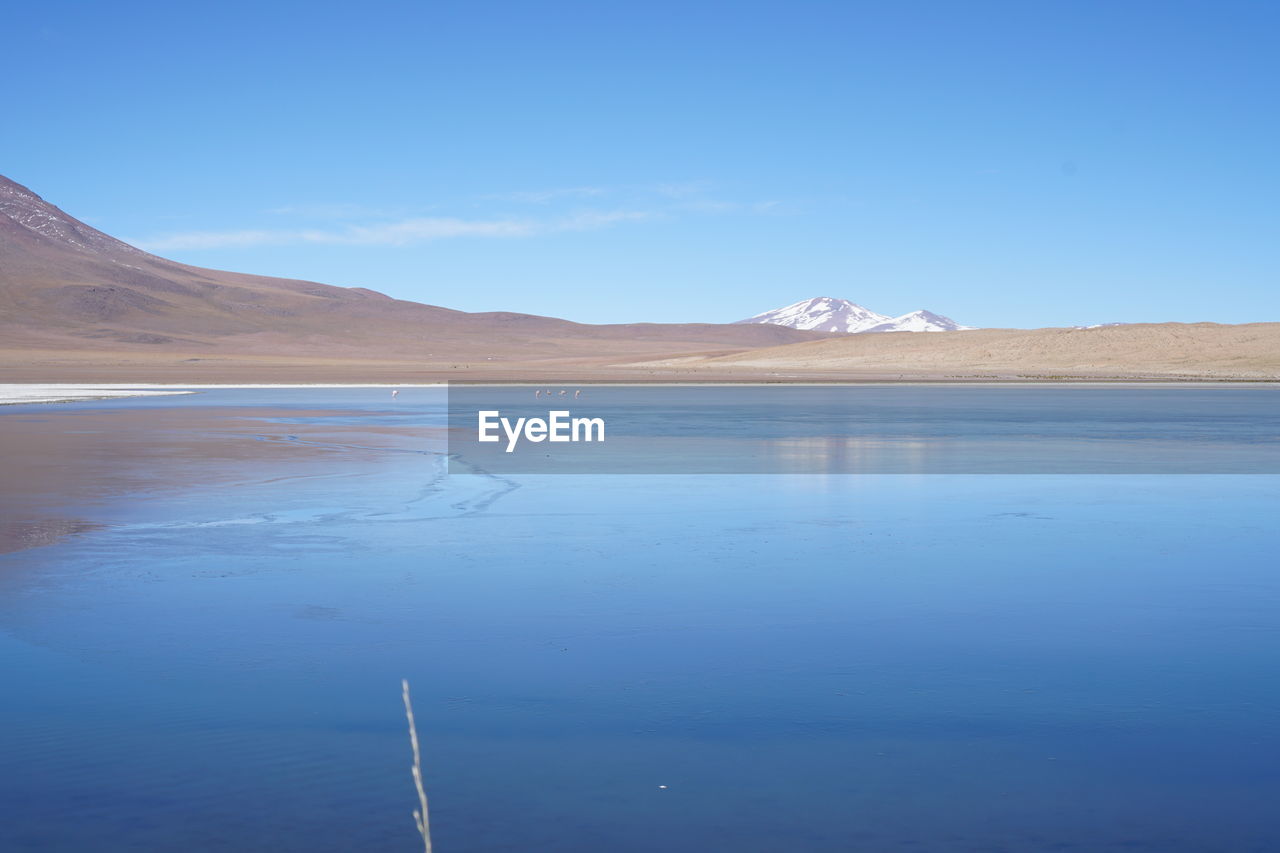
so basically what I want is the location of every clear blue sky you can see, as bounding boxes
[6,0,1277,328]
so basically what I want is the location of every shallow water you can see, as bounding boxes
[1,387,1278,852]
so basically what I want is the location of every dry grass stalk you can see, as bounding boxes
[402,679,433,853]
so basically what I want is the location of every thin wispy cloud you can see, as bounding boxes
[482,186,608,204]
[265,202,403,219]
[482,181,765,206]
[133,180,788,252]
[675,199,785,215]
[652,180,714,199]
[133,210,653,251]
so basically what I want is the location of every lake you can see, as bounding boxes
[1,385,1278,852]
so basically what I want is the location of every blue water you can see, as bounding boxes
[1,387,1278,852]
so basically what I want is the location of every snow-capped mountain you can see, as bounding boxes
[863,309,971,333]
[736,297,973,334]
[734,297,891,333]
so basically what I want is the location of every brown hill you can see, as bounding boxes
[0,174,830,380]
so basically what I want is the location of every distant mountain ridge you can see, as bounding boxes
[737,297,973,334]
[0,173,831,361]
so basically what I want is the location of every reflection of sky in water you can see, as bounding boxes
[447,385,1280,473]
[1,388,1279,851]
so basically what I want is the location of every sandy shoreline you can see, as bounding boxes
[2,323,1278,388]
[4,377,1277,407]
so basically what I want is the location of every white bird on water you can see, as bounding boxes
[391,389,399,399]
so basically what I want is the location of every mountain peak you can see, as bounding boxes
[0,173,151,261]
[735,296,890,333]
[737,297,973,334]
[863,309,972,333]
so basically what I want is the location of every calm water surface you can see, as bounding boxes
[1,387,1278,852]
